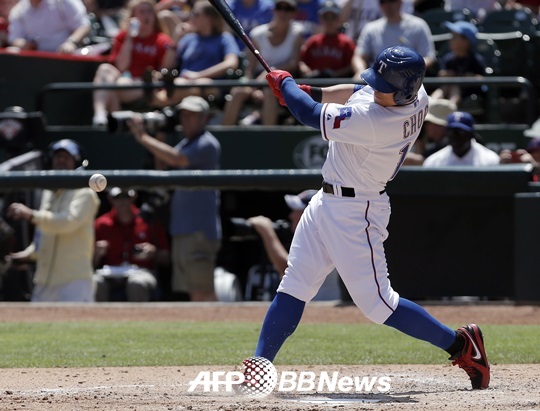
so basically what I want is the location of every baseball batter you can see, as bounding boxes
[247,46,490,390]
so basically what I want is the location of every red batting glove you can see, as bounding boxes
[266,70,292,106]
[298,84,312,96]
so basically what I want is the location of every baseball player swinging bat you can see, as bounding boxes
[208,0,272,73]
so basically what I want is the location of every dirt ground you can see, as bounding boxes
[0,302,539,411]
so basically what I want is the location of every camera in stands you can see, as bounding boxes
[229,217,290,241]
[0,106,45,155]
[107,106,178,134]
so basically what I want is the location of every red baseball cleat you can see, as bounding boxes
[450,324,490,389]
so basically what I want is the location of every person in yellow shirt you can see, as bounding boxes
[7,139,100,302]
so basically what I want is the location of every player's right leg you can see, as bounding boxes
[254,190,334,361]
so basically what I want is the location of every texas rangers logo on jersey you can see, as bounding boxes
[333,107,352,129]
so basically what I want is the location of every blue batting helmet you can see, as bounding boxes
[361,46,426,106]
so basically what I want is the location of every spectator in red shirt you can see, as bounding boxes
[93,187,170,302]
[91,0,176,126]
[299,1,355,79]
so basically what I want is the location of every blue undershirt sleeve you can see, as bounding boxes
[281,77,322,130]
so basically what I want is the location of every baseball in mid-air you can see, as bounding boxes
[88,173,107,192]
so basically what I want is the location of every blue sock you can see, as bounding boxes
[255,292,306,361]
[383,297,456,351]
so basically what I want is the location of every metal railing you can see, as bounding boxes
[36,76,538,126]
[0,166,533,196]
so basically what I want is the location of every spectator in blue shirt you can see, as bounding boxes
[128,95,222,302]
[151,0,241,107]
[227,0,274,50]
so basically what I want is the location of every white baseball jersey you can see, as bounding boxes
[320,85,429,194]
[278,84,429,324]
[423,139,500,167]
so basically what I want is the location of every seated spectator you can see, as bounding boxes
[221,0,304,125]
[430,21,485,107]
[0,0,17,48]
[339,0,414,46]
[423,111,500,166]
[351,0,435,78]
[93,187,170,302]
[8,0,91,53]
[6,139,100,302]
[91,0,176,126]
[499,118,540,168]
[227,0,274,51]
[150,0,241,108]
[405,98,457,165]
[298,0,356,79]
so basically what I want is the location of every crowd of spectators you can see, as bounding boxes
[1,0,540,302]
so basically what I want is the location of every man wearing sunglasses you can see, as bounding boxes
[423,111,500,166]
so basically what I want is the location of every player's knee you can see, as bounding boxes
[353,295,399,324]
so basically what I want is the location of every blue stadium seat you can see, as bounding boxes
[420,8,477,35]
[478,8,539,35]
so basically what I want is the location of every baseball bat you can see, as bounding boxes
[208,0,272,73]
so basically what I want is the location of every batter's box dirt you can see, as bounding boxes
[0,364,539,411]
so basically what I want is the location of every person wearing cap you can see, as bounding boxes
[221,0,304,125]
[247,189,340,300]
[404,98,457,165]
[430,21,485,106]
[298,1,356,79]
[128,95,222,302]
[93,187,170,302]
[423,111,500,166]
[6,139,100,302]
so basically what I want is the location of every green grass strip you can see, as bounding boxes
[0,322,538,368]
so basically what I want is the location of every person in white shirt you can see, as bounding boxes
[423,111,500,167]
[8,0,90,53]
[351,0,435,77]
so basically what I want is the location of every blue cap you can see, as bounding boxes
[444,21,478,47]
[447,111,475,133]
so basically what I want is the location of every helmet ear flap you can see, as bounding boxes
[393,90,414,106]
